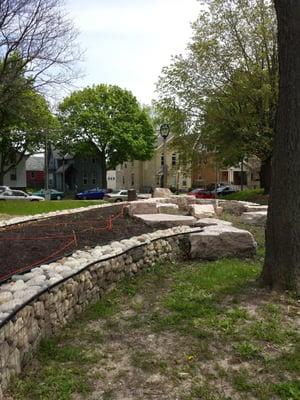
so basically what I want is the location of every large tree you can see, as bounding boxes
[155,0,277,191]
[0,0,80,182]
[262,1,300,293]
[0,0,80,98]
[58,84,156,188]
[0,80,56,185]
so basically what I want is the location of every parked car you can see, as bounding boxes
[32,189,65,200]
[75,188,106,200]
[0,186,10,193]
[0,190,44,201]
[103,190,128,202]
[188,188,215,199]
[216,186,238,196]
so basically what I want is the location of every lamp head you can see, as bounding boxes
[160,123,170,139]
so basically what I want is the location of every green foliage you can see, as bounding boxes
[224,188,268,204]
[155,0,277,170]
[0,54,56,181]
[58,84,156,170]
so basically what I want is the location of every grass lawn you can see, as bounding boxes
[0,200,106,216]
[6,220,300,400]
[225,189,268,204]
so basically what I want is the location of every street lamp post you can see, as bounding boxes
[160,123,170,188]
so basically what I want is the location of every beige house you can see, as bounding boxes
[116,136,192,192]
[193,156,261,189]
[116,136,261,191]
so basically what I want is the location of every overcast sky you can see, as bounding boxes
[66,0,200,105]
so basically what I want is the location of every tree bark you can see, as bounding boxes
[259,156,272,194]
[262,1,300,293]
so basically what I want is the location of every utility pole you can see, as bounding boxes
[44,131,51,200]
[160,124,170,188]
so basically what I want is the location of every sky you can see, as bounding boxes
[66,0,200,105]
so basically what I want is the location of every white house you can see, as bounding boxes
[106,170,117,190]
[0,156,28,189]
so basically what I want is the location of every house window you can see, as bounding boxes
[92,171,96,185]
[131,161,134,167]
[124,163,127,168]
[172,153,176,166]
[92,158,96,164]
[131,173,134,186]
[122,176,125,185]
[161,154,164,166]
[182,175,187,187]
[31,171,35,178]
[10,169,17,181]
[83,172,88,185]
[221,171,229,182]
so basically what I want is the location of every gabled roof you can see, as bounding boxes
[26,156,44,171]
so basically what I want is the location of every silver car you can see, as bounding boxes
[103,190,128,202]
[0,186,10,193]
[0,190,45,201]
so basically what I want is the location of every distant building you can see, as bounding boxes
[116,135,261,191]
[48,146,105,192]
[0,154,28,189]
[192,155,261,189]
[106,170,116,190]
[116,135,192,192]
[26,156,45,188]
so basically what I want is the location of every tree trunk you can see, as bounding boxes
[100,153,107,189]
[262,1,300,293]
[259,156,272,194]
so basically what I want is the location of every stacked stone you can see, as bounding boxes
[0,230,191,393]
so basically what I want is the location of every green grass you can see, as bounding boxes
[0,199,106,216]
[11,338,95,400]
[225,188,268,204]
[7,221,300,400]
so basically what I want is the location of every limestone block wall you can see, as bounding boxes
[0,230,192,394]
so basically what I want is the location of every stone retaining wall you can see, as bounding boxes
[0,229,192,395]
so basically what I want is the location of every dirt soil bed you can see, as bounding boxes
[0,205,155,282]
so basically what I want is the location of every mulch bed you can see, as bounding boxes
[0,205,155,282]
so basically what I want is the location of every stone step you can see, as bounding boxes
[134,213,197,227]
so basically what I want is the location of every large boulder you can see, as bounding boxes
[156,203,179,214]
[218,200,246,215]
[189,204,215,219]
[153,188,173,198]
[134,213,197,228]
[240,211,267,226]
[125,200,158,216]
[190,225,256,259]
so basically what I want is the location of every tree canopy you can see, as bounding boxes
[155,0,277,191]
[58,84,156,187]
[0,0,80,182]
[0,76,56,184]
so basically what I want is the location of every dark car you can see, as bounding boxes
[32,189,65,200]
[75,188,106,200]
[216,186,238,196]
[188,188,215,199]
